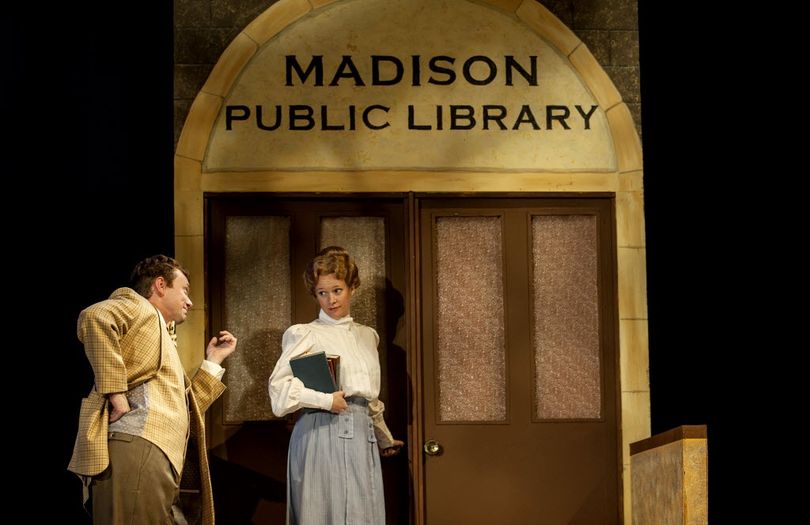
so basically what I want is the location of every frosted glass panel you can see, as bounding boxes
[320,217,388,399]
[224,216,291,422]
[436,217,506,422]
[532,215,600,419]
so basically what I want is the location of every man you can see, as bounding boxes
[68,255,237,524]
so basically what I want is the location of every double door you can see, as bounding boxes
[207,195,619,524]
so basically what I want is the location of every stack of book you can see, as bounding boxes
[290,351,340,392]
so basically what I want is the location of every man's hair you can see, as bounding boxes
[129,255,189,298]
[303,246,360,296]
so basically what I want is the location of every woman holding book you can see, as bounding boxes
[268,246,403,524]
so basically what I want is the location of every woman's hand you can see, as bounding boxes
[331,390,348,413]
[381,439,405,457]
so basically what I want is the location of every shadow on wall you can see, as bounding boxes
[382,279,412,523]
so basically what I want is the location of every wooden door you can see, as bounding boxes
[419,197,620,525]
[206,195,410,524]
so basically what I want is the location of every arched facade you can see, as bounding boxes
[174,1,647,521]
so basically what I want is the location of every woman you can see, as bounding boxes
[269,246,403,524]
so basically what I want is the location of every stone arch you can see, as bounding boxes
[174,1,646,520]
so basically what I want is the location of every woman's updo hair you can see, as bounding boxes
[303,246,361,297]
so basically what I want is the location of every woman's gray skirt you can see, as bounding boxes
[287,397,384,525]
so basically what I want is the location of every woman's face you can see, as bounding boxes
[315,273,353,320]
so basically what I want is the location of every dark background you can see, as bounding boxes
[6,2,754,522]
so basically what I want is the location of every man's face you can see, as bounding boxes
[161,270,193,324]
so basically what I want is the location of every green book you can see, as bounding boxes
[289,351,339,393]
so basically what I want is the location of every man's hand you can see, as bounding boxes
[206,330,238,365]
[108,392,130,423]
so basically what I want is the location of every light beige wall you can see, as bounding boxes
[174,1,648,522]
[205,0,615,172]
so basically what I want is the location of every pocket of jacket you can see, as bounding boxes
[67,390,111,477]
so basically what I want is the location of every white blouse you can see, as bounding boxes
[268,309,395,448]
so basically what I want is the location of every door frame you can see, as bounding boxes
[201,191,621,523]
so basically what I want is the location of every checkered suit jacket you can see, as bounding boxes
[69,288,226,525]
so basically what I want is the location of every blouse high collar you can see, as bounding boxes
[318,309,353,326]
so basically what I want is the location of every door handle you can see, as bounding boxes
[423,439,443,456]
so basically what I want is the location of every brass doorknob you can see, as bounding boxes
[423,439,443,456]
